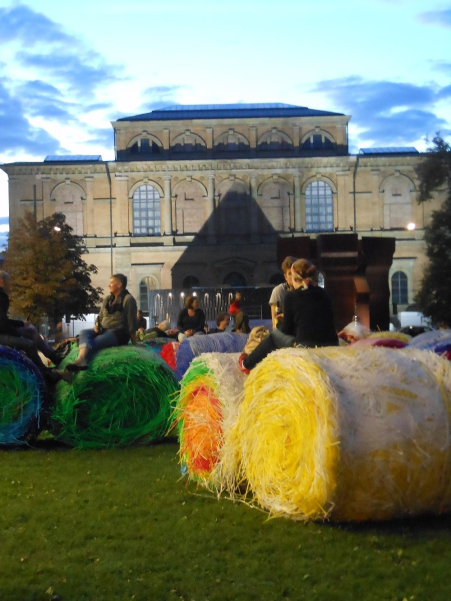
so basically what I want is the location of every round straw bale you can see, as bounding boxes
[229,346,451,521]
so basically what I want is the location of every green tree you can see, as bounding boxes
[415,135,451,326]
[4,212,103,324]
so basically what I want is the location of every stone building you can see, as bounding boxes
[1,103,444,314]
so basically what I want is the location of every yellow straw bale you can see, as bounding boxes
[228,346,451,521]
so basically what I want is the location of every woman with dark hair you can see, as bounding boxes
[177,295,205,341]
[63,273,138,374]
[239,259,338,373]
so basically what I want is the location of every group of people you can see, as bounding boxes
[239,257,338,374]
[0,256,338,383]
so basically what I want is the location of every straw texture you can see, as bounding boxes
[0,345,45,445]
[174,333,248,380]
[227,346,451,521]
[53,345,179,448]
[176,352,246,489]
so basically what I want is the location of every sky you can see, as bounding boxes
[0,0,450,248]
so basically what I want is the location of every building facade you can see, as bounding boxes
[1,103,444,314]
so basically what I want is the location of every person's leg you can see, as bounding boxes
[242,334,277,370]
[0,334,49,372]
[17,325,61,364]
[242,329,295,371]
[68,329,118,368]
[271,327,296,349]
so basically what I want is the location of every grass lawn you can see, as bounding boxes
[1,441,451,601]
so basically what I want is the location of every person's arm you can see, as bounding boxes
[269,284,283,330]
[281,292,296,336]
[194,310,205,332]
[0,296,23,335]
[125,295,138,343]
[177,309,186,333]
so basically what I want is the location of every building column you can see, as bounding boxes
[85,176,95,235]
[294,174,302,232]
[164,176,172,235]
[207,174,216,242]
[115,174,129,235]
[250,175,260,242]
[41,176,52,219]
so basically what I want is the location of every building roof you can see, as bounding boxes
[359,147,419,155]
[117,103,346,122]
[44,155,102,162]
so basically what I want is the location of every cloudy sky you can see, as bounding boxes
[0,0,450,248]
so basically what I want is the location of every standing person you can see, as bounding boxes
[208,313,230,334]
[269,256,297,329]
[64,273,137,372]
[0,270,62,375]
[136,309,147,331]
[177,295,205,341]
[239,259,338,373]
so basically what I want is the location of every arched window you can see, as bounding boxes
[139,276,157,311]
[183,275,200,288]
[302,131,335,151]
[223,272,246,287]
[391,271,408,305]
[129,138,161,155]
[133,185,161,236]
[257,129,293,152]
[305,181,334,232]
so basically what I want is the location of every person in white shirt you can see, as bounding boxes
[269,256,297,329]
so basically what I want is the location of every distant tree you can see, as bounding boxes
[415,135,451,326]
[4,212,103,324]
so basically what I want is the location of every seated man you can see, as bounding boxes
[136,309,147,331]
[208,313,230,334]
[64,273,137,373]
[0,270,61,377]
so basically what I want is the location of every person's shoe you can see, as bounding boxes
[238,353,250,375]
[49,352,64,367]
[66,362,89,372]
[57,369,74,384]
[43,369,63,384]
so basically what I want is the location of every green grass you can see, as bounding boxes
[1,442,451,601]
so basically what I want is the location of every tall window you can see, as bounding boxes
[305,181,334,232]
[139,276,157,311]
[391,271,408,305]
[133,185,161,236]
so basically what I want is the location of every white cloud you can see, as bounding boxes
[0,224,9,233]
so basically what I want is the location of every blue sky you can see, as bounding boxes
[1,0,450,248]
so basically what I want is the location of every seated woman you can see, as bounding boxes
[64,273,137,372]
[177,295,206,342]
[239,259,338,373]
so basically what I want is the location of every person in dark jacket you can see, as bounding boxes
[208,313,230,334]
[0,271,61,375]
[177,295,205,341]
[239,259,338,373]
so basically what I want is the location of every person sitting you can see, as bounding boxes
[239,259,338,373]
[0,270,62,379]
[208,313,230,334]
[228,298,250,334]
[138,320,176,341]
[64,273,137,373]
[269,256,297,329]
[136,310,147,331]
[177,295,205,342]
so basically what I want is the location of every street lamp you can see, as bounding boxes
[406,222,416,231]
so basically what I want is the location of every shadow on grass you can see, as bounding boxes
[327,511,451,539]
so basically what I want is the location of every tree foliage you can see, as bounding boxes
[4,212,103,323]
[415,135,451,325]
